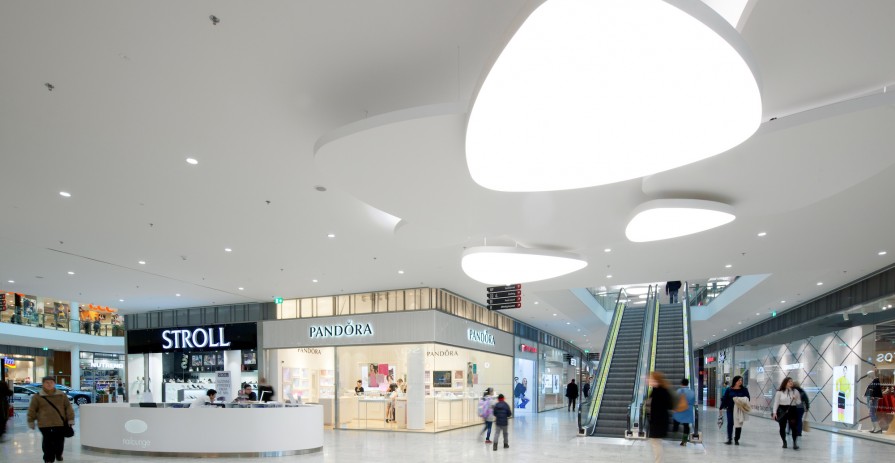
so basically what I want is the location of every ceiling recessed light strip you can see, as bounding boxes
[466,0,761,192]
[461,246,587,284]
[626,199,735,242]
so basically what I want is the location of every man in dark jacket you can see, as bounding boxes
[566,379,579,411]
[582,380,591,400]
[666,281,682,303]
[492,394,512,451]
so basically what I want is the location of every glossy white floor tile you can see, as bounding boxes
[1,405,891,462]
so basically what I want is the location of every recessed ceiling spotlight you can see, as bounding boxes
[756,312,760,316]
[224,248,232,252]
[606,275,613,279]
[725,264,732,268]
[186,158,198,165]
[879,251,888,256]
[534,301,539,305]
[175,293,181,297]
[566,322,571,325]
[312,279,318,283]
[119,299,124,302]
[738,321,742,324]
[238,287,244,291]
[397,270,404,274]
[7,280,13,283]
[723,329,727,332]
[138,261,146,265]
[67,271,75,275]
[59,191,71,197]
[327,234,336,238]
[780,300,786,304]
[553,313,557,316]
[604,248,611,253]
[757,232,767,237]
[817,282,823,286]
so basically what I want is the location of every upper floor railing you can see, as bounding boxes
[1,310,123,337]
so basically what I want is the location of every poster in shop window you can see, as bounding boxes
[832,365,855,424]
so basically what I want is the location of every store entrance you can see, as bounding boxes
[705,367,718,407]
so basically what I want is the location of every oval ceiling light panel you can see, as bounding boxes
[466,0,762,192]
[625,199,735,242]
[461,246,587,284]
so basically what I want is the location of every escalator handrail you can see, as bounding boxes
[584,289,627,433]
[627,285,659,435]
[683,281,699,436]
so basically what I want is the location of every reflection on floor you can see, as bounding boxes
[1,405,892,462]
[337,419,477,433]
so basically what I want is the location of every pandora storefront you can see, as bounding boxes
[262,310,514,432]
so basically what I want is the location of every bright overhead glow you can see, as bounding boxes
[224,248,232,252]
[725,264,732,268]
[534,301,539,304]
[119,299,124,302]
[880,251,888,256]
[817,282,823,286]
[7,280,13,283]
[461,246,587,284]
[757,232,767,237]
[327,234,336,238]
[175,293,181,297]
[397,270,405,274]
[626,199,735,242]
[138,261,146,265]
[186,158,198,165]
[553,313,557,316]
[606,275,613,279]
[466,0,761,192]
[312,279,318,283]
[59,191,71,197]
[604,248,612,253]
[780,300,786,304]
[67,271,75,275]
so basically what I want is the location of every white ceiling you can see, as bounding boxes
[2,1,895,354]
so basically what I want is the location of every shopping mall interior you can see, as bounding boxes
[2,1,895,462]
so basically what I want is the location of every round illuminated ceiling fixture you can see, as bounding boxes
[626,199,735,242]
[461,246,587,284]
[466,0,762,192]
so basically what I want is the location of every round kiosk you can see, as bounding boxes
[80,403,323,457]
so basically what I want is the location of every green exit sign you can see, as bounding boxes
[274,297,283,304]
[584,350,590,353]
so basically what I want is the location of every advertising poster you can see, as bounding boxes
[216,371,232,402]
[832,365,855,424]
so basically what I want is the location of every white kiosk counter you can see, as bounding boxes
[80,403,323,457]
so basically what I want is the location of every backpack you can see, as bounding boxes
[478,397,493,419]
[673,388,689,413]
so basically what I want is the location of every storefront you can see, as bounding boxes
[78,352,125,401]
[125,322,258,403]
[538,344,573,412]
[0,352,49,384]
[263,310,514,432]
[513,338,538,414]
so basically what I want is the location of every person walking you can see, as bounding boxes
[672,378,696,445]
[665,281,682,304]
[772,377,803,449]
[27,376,75,463]
[865,370,884,433]
[478,387,496,443]
[492,394,512,451]
[792,380,810,433]
[582,379,591,401]
[648,372,672,463]
[718,375,751,445]
[566,378,579,412]
[258,377,275,403]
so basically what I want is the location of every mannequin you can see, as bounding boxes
[865,370,883,433]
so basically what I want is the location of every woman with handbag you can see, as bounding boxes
[26,377,75,463]
[772,377,802,450]
[719,375,751,445]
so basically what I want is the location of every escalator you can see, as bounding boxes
[652,303,686,384]
[585,302,648,437]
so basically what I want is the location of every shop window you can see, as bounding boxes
[300,298,315,318]
[317,297,334,317]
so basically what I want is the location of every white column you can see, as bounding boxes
[70,302,80,333]
[407,347,425,430]
[224,350,242,400]
[70,345,81,390]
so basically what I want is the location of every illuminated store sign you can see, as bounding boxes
[467,328,495,346]
[309,321,374,339]
[520,344,538,353]
[877,352,895,363]
[91,361,124,369]
[162,327,231,350]
[3,357,15,368]
[126,323,257,354]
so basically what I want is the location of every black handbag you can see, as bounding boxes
[41,396,75,438]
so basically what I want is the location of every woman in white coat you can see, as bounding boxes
[771,377,802,450]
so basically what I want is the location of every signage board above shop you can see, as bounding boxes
[126,322,257,354]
